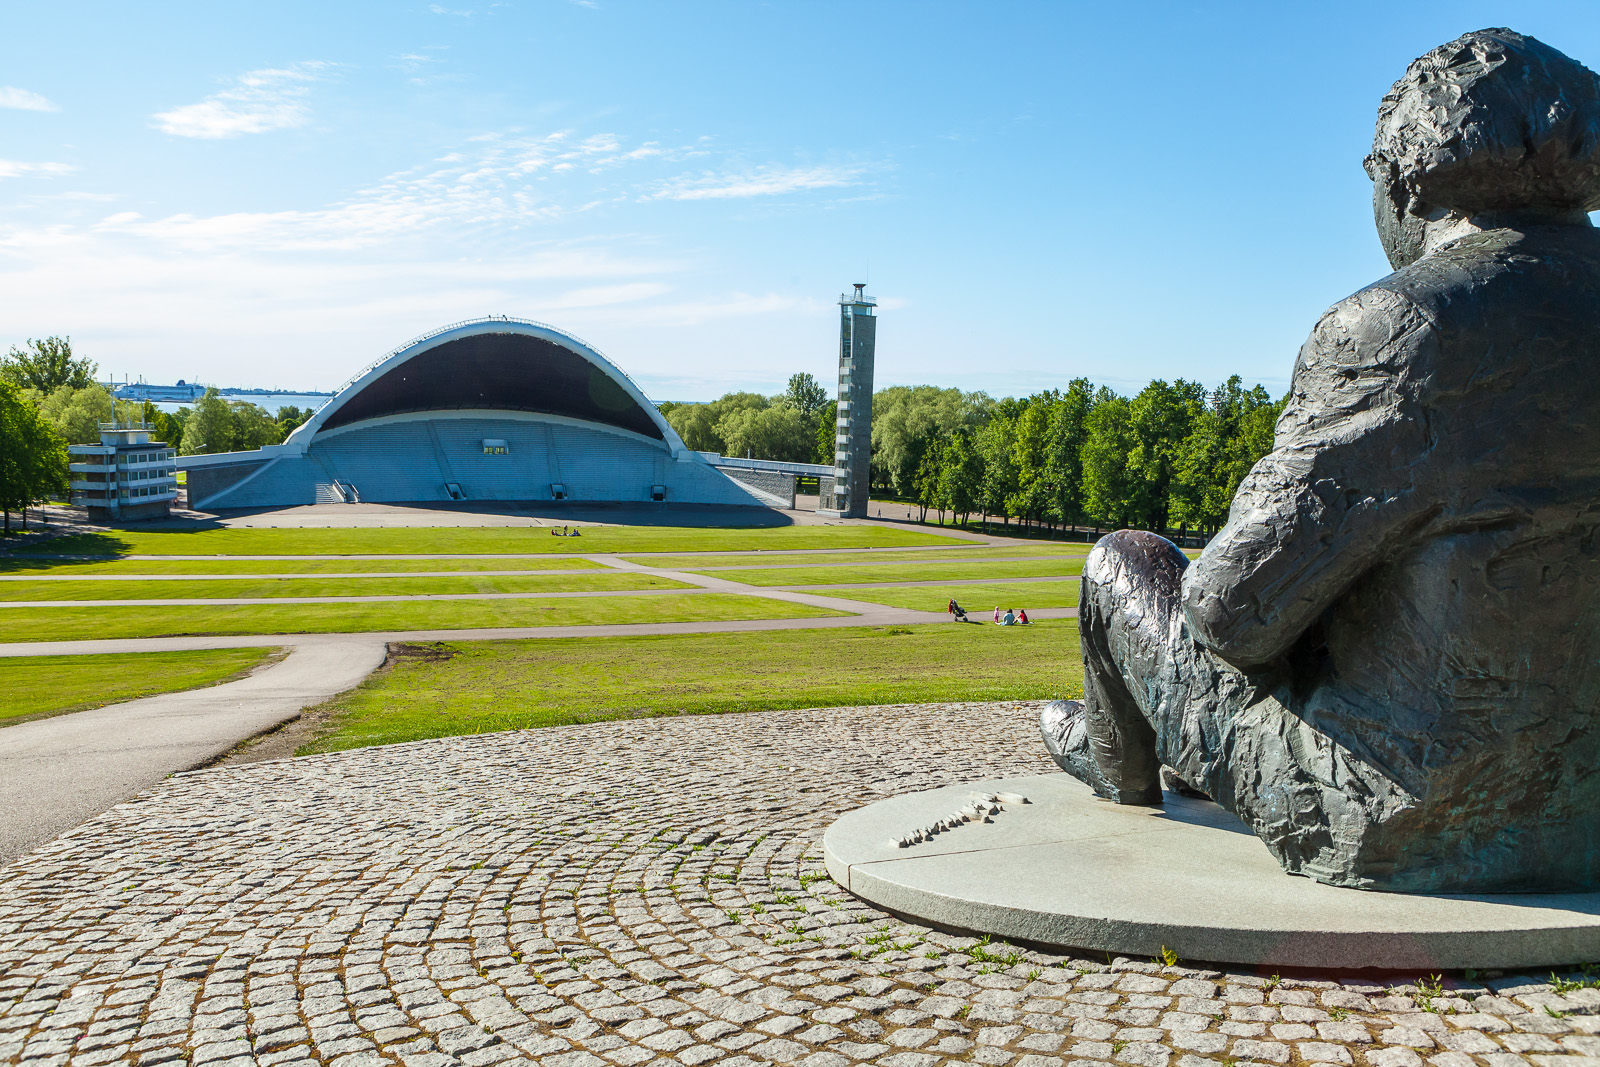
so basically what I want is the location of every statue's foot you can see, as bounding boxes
[1040,699,1096,785]
[1161,766,1212,800]
[1040,699,1165,806]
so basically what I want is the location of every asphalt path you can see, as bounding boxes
[0,638,388,867]
[0,588,705,608]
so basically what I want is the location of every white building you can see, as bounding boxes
[69,424,179,521]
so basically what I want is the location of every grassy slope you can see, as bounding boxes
[301,619,1082,753]
[709,559,1085,587]
[0,572,688,601]
[626,544,1090,568]
[4,647,278,726]
[816,580,1081,610]
[0,557,606,576]
[13,525,967,557]
[0,594,843,643]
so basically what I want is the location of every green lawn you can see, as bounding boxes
[626,544,1090,569]
[814,579,1080,611]
[300,619,1082,753]
[12,525,967,558]
[0,572,688,601]
[0,594,844,643]
[0,556,607,576]
[3,647,279,727]
[709,558,1085,587]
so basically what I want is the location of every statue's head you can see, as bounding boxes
[1366,28,1600,267]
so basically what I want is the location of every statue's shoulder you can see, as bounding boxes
[1300,281,1436,377]
[1378,227,1600,327]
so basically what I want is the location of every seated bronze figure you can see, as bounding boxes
[1043,28,1600,893]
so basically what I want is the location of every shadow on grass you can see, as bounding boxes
[4,532,137,559]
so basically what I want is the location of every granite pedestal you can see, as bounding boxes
[822,774,1600,969]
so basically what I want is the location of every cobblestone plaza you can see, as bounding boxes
[3,703,1597,1067]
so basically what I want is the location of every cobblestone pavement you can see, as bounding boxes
[2,703,1598,1067]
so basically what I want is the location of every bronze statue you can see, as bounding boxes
[1043,28,1600,893]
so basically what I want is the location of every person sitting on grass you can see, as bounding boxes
[1018,608,1029,624]
[998,609,1016,626]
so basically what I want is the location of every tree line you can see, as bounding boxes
[667,374,1282,537]
[2,334,1281,540]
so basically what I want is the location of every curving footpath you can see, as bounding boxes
[0,639,387,867]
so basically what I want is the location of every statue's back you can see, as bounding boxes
[1305,223,1600,888]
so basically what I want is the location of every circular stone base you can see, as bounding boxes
[822,773,1600,970]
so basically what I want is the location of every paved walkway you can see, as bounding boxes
[0,638,387,867]
[0,703,1591,1066]
[0,608,1078,658]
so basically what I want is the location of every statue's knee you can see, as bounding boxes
[1086,530,1188,587]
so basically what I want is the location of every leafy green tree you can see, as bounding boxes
[152,408,187,452]
[663,392,769,455]
[783,373,829,417]
[1123,379,1205,530]
[230,401,281,450]
[1009,394,1055,529]
[937,428,986,525]
[871,385,990,497]
[716,404,814,462]
[36,384,115,445]
[1,336,98,393]
[0,380,68,534]
[977,401,1023,526]
[179,389,236,456]
[1172,377,1282,532]
[814,400,837,465]
[1044,378,1095,529]
[1081,391,1138,528]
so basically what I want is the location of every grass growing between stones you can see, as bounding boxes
[298,619,1082,753]
[2,647,279,727]
[812,579,1081,611]
[0,594,844,643]
[12,525,966,558]
[0,571,690,602]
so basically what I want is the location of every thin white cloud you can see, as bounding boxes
[152,62,336,139]
[81,130,697,253]
[648,164,864,201]
[0,86,58,112]
[0,159,74,179]
[429,4,473,15]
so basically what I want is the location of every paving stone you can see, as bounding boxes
[0,703,1582,1067]
[1298,1041,1354,1064]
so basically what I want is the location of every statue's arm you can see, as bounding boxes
[1181,287,1437,668]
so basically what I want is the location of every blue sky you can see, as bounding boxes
[4,2,1600,401]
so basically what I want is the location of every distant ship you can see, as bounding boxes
[109,380,335,403]
[112,380,205,402]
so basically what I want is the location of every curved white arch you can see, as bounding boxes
[285,317,691,458]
